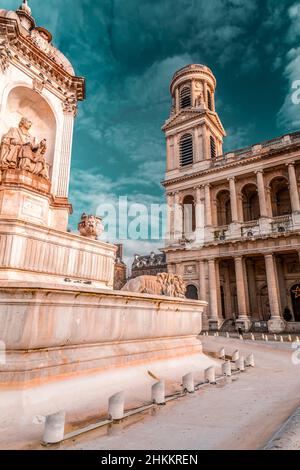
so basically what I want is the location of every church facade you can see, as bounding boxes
[162,64,300,333]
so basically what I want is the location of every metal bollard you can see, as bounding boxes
[262,333,265,340]
[296,337,300,343]
[265,335,269,342]
[251,333,255,341]
[245,353,255,367]
[204,366,216,384]
[108,392,125,421]
[288,335,292,342]
[226,332,230,338]
[274,334,277,341]
[182,373,195,393]
[239,334,244,341]
[219,347,225,359]
[222,361,232,377]
[280,335,284,342]
[235,357,245,372]
[231,350,239,362]
[42,411,65,444]
[152,381,165,405]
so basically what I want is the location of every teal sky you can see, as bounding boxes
[3,0,300,264]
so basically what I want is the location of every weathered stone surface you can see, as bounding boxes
[122,273,186,298]
[0,281,206,385]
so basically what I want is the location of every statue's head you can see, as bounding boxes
[19,117,32,131]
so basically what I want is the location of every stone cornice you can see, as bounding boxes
[162,108,226,136]
[0,17,85,102]
[162,139,300,187]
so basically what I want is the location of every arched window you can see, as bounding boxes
[270,178,292,217]
[210,136,217,159]
[180,86,191,109]
[242,184,260,222]
[216,190,232,226]
[180,134,193,167]
[186,285,198,300]
[183,195,196,237]
[207,89,213,111]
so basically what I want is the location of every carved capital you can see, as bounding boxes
[0,39,10,74]
[62,94,78,116]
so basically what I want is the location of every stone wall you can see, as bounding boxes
[0,281,205,386]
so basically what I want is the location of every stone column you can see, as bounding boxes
[246,259,258,319]
[175,88,179,113]
[204,184,212,227]
[287,163,300,213]
[234,257,251,331]
[165,193,174,242]
[265,254,285,333]
[208,259,220,330]
[228,177,238,222]
[202,125,209,160]
[256,170,268,218]
[166,137,171,171]
[195,186,205,245]
[56,110,75,198]
[174,192,183,241]
[191,80,195,107]
[199,260,209,330]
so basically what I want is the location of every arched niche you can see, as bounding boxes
[3,86,56,175]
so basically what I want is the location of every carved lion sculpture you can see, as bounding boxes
[121,273,186,298]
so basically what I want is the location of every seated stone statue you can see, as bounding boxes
[0,117,49,179]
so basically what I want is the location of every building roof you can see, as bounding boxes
[132,253,167,269]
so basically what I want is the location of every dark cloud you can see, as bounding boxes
[2,0,299,257]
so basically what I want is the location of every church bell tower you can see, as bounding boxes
[162,64,226,177]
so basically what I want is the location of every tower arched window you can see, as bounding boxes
[180,86,191,109]
[210,136,216,159]
[207,89,213,111]
[180,134,193,167]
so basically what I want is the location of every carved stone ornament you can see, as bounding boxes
[32,78,45,94]
[121,273,187,298]
[78,213,104,240]
[0,39,10,74]
[62,93,77,116]
[0,117,50,179]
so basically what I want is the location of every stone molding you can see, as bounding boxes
[0,17,85,103]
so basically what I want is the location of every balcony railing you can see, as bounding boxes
[210,131,300,168]
[211,215,294,243]
[271,215,292,233]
